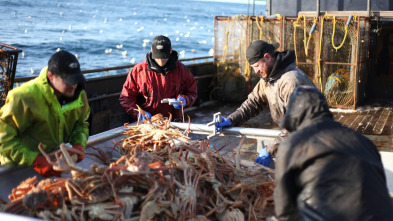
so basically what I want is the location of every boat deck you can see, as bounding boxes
[331,106,393,152]
[185,101,393,152]
[332,107,393,136]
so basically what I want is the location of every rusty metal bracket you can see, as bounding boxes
[206,112,222,139]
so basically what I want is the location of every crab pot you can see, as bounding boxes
[213,13,393,109]
[0,43,22,107]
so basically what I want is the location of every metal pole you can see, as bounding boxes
[252,0,255,16]
[170,122,281,139]
[86,122,137,145]
[85,122,281,152]
[367,0,371,16]
[317,0,320,16]
[247,0,250,17]
[266,0,271,16]
[87,126,125,145]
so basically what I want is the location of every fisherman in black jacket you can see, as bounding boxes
[274,85,393,221]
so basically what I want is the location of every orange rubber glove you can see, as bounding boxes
[32,155,61,178]
[72,144,85,162]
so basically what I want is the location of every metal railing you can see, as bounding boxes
[14,56,214,85]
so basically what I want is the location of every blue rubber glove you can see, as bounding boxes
[215,116,232,132]
[254,148,272,167]
[173,96,186,109]
[137,111,152,122]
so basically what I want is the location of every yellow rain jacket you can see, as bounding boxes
[0,66,90,166]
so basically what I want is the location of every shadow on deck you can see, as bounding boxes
[185,101,393,152]
[332,105,393,151]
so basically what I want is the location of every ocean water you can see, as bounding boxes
[0,0,265,78]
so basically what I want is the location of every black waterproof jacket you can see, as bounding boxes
[274,86,393,221]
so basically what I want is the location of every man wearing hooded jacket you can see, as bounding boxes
[119,35,197,122]
[216,40,315,166]
[0,50,90,177]
[274,85,393,220]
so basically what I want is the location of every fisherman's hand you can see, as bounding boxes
[172,96,186,109]
[32,155,61,178]
[70,144,85,163]
[216,117,232,132]
[137,111,152,123]
[254,148,272,167]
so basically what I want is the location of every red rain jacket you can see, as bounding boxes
[119,57,197,121]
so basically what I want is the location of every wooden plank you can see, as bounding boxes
[340,112,359,128]
[333,112,346,123]
[363,109,383,134]
[383,108,393,135]
[361,109,378,132]
[356,109,374,134]
[373,108,391,135]
[350,114,367,132]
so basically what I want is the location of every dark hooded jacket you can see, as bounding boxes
[274,86,393,221]
[119,51,198,121]
[227,50,315,127]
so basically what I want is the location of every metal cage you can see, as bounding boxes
[0,43,22,107]
[213,15,368,109]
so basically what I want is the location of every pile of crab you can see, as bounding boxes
[0,113,275,221]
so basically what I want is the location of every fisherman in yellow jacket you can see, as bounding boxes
[0,50,90,177]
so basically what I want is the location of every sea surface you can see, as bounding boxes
[0,0,265,78]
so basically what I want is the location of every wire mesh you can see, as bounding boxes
[0,43,22,107]
[213,15,363,109]
[285,17,320,84]
[213,15,252,102]
[213,16,282,102]
[319,16,358,108]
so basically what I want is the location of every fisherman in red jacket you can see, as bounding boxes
[119,35,198,122]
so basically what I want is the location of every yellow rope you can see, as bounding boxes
[317,13,328,91]
[221,17,232,64]
[256,16,264,40]
[256,15,277,42]
[303,16,308,56]
[327,76,347,89]
[293,15,303,66]
[244,59,250,81]
[331,15,352,50]
[304,17,318,56]
[243,16,253,81]
[325,75,348,105]
[293,15,316,64]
